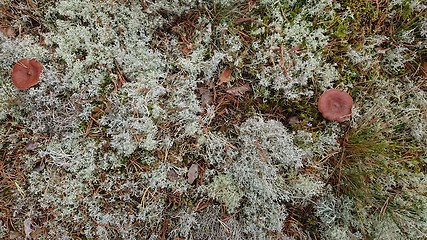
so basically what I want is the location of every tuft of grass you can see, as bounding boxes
[283,203,322,239]
[326,115,426,238]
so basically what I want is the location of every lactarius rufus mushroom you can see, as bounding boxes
[318,89,353,122]
[11,58,43,90]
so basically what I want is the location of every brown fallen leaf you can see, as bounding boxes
[24,218,33,239]
[218,66,232,86]
[181,43,193,56]
[26,141,38,151]
[187,164,199,184]
[0,26,15,37]
[291,44,303,55]
[288,116,300,125]
[226,83,251,96]
[198,87,213,108]
[167,169,179,181]
[421,62,427,78]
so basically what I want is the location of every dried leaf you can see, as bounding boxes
[167,169,178,181]
[226,83,251,96]
[26,141,38,151]
[181,43,193,56]
[34,161,45,172]
[288,116,299,125]
[198,87,213,108]
[187,164,199,184]
[0,26,15,37]
[24,218,33,239]
[9,231,21,240]
[421,62,427,78]
[218,67,232,86]
[291,44,303,54]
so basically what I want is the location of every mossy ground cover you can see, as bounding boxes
[1,0,426,239]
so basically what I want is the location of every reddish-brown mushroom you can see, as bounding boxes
[11,58,43,90]
[318,88,353,122]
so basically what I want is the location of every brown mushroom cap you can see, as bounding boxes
[318,88,353,122]
[11,58,43,90]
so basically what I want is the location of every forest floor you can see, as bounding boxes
[1,0,426,239]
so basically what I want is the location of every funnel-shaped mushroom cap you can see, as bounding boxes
[318,89,353,122]
[11,58,43,90]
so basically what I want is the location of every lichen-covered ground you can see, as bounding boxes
[0,0,426,239]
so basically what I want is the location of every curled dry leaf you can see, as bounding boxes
[198,87,213,108]
[288,116,300,125]
[34,161,45,172]
[24,217,33,239]
[421,62,427,78]
[291,44,303,55]
[187,164,199,184]
[0,26,15,37]
[26,141,38,151]
[181,43,193,56]
[226,83,251,96]
[218,66,232,86]
[167,169,179,181]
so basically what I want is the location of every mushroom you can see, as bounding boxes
[318,88,353,122]
[11,58,43,90]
